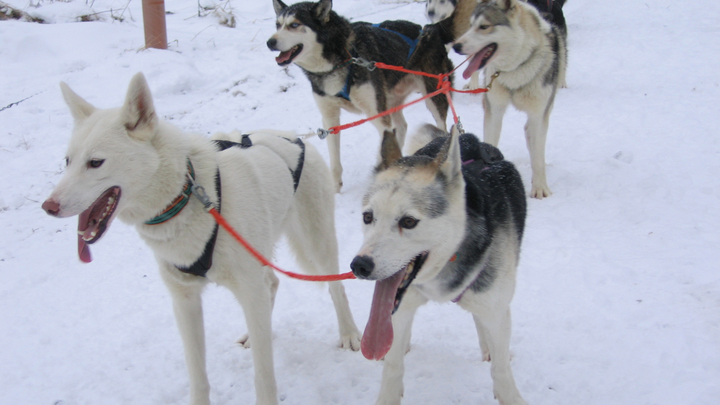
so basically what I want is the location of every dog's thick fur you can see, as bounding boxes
[350,125,528,404]
[267,0,453,192]
[42,73,361,405]
[452,0,568,198]
[425,0,482,89]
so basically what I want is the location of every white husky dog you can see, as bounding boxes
[42,73,361,405]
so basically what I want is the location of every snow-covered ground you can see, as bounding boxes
[1,0,719,404]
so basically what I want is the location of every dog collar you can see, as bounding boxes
[144,160,195,225]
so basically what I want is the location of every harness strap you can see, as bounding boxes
[175,135,306,277]
[335,25,421,101]
[144,160,195,225]
[371,24,420,60]
[335,49,357,101]
[176,172,221,277]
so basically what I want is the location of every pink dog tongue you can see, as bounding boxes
[275,49,294,64]
[463,47,493,80]
[361,270,405,360]
[77,209,93,263]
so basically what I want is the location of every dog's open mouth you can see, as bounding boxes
[361,252,428,361]
[275,44,303,66]
[463,43,497,80]
[77,186,121,263]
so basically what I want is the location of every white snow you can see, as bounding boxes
[1,0,719,404]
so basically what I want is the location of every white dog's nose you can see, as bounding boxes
[42,198,61,216]
[350,255,375,279]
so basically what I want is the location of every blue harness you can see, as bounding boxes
[335,24,421,101]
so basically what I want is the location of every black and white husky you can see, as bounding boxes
[267,0,453,192]
[42,73,361,405]
[453,0,568,198]
[351,124,528,405]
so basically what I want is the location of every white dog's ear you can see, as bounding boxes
[315,0,332,23]
[377,129,403,171]
[60,82,96,122]
[122,72,157,139]
[434,126,463,188]
[273,0,287,16]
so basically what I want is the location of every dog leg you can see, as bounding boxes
[472,314,491,362]
[315,95,343,192]
[285,205,361,350]
[462,71,481,91]
[524,112,552,199]
[375,288,427,405]
[390,110,408,148]
[160,265,211,405]
[422,76,448,131]
[238,270,279,348]
[227,270,279,405]
[472,306,527,405]
[284,142,361,348]
[482,91,510,147]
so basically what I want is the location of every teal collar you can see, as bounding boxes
[145,160,195,225]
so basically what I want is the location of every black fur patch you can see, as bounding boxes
[413,133,526,295]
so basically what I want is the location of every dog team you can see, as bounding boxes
[42,0,568,404]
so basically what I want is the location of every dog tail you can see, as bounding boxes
[405,124,446,155]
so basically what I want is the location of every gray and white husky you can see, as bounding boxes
[351,124,528,405]
[453,0,568,198]
[41,73,360,405]
[267,0,453,192]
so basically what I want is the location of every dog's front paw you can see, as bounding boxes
[496,393,528,405]
[339,332,361,351]
[530,184,552,199]
[335,180,343,194]
[375,397,402,405]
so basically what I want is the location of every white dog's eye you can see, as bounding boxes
[478,24,491,31]
[399,216,419,230]
[88,159,105,169]
[289,22,300,29]
[363,211,374,225]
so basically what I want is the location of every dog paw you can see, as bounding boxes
[340,333,362,351]
[530,185,552,199]
[335,181,343,194]
[482,350,491,362]
[237,333,251,349]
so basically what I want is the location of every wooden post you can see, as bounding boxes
[142,0,167,50]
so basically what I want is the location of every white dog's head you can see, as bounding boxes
[425,0,458,23]
[351,127,466,360]
[42,73,164,263]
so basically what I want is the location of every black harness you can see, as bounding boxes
[176,135,306,277]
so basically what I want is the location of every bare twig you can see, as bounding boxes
[0,1,44,22]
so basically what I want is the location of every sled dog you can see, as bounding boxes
[267,0,453,192]
[42,73,361,405]
[351,124,528,404]
[452,0,568,198]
